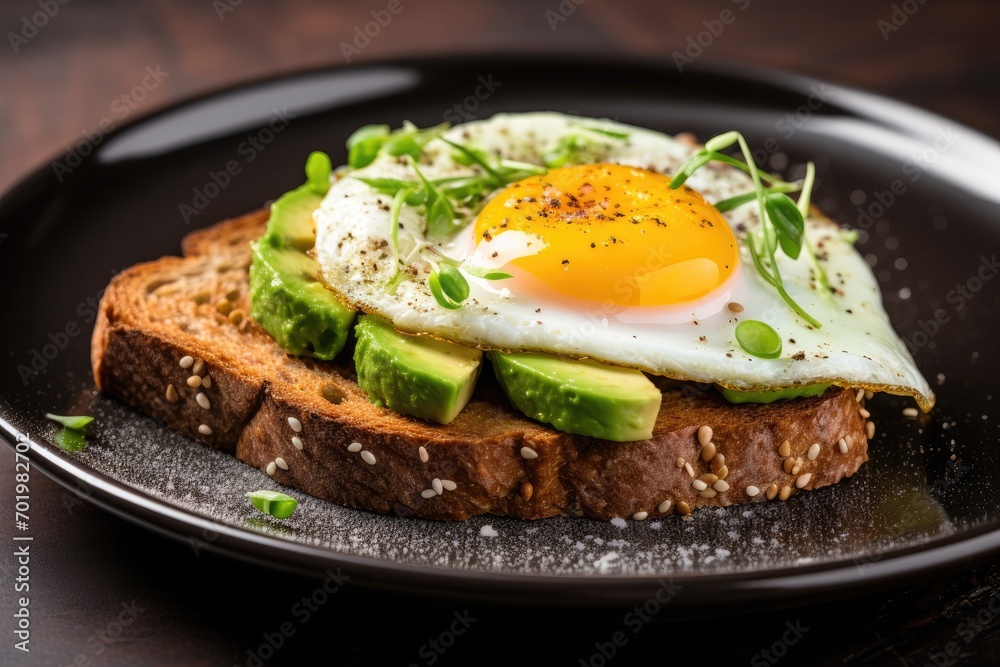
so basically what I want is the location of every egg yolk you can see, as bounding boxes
[474,164,738,307]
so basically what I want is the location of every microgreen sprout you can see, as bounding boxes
[735,320,783,359]
[345,122,446,169]
[246,490,298,519]
[541,126,629,169]
[46,413,94,430]
[670,131,825,328]
[305,151,333,195]
[348,124,544,309]
[46,413,94,452]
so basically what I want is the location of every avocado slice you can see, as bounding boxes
[717,383,831,404]
[488,352,662,442]
[249,159,355,360]
[354,315,482,425]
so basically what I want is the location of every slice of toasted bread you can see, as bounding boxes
[91,210,871,521]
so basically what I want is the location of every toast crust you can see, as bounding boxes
[92,210,871,521]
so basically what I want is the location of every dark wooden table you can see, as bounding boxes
[2,0,999,664]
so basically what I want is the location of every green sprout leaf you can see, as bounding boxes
[428,270,463,309]
[246,490,299,519]
[346,124,390,168]
[579,125,631,139]
[461,264,513,280]
[669,131,824,328]
[46,413,94,430]
[305,151,333,195]
[436,264,470,303]
[55,428,87,452]
[715,182,802,212]
[542,135,579,169]
[442,138,506,184]
[703,131,739,153]
[735,320,783,359]
[765,193,805,261]
[413,163,458,238]
[668,151,712,189]
[382,133,423,160]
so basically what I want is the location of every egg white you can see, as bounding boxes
[314,112,934,410]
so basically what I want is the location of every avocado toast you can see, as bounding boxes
[89,112,930,522]
[91,211,870,521]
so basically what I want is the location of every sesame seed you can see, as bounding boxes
[778,440,791,457]
[716,465,729,480]
[292,436,303,450]
[520,482,534,501]
[791,464,802,475]
[216,300,232,316]
[196,392,210,409]
[677,501,691,515]
[658,500,672,513]
[192,359,206,376]
[845,435,854,447]
[420,489,437,499]
[807,443,820,460]
[633,511,648,521]
[676,456,686,468]
[441,479,457,491]
[419,446,429,463]
[700,442,717,462]
[859,407,871,419]
[796,473,812,488]
[839,439,849,454]
[198,424,212,435]
[903,407,919,418]
[275,457,288,471]
[202,376,212,389]
[783,457,795,474]
[765,483,779,500]
[165,384,179,403]
[779,485,792,501]
[698,473,718,485]
[520,446,539,459]
[866,421,876,439]
[361,451,376,465]
[697,425,713,447]
[266,461,276,476]
[179,356,194,369]
[699,488,718,499]
[713,480,730,492]
[855,388,865,403]
[347,442,362,452]
[432,478,443,495]
[746,485,760,497]
[684,462,695,478]
[186,375,202,388]
[865,390,874,400]
[727,302,744,313]
[710,453,726,473]
[693,479,708,491]
[288,417,302,432]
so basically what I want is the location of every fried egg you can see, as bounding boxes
[314,112,934,410]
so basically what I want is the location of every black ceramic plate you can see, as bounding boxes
[3,55,1000,608]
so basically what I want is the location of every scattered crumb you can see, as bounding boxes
[610,517,628,529]
[480,524,498,538]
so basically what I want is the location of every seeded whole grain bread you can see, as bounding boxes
[91,210,874,521]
